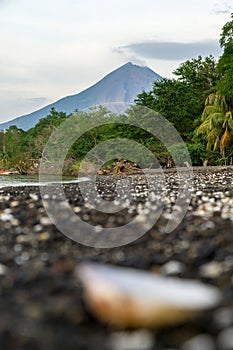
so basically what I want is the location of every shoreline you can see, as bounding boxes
[2,164,233,178]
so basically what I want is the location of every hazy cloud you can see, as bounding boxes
[129,57,147,66]
[0,95,51,123]
[0,0,11,6]
[213,2,232,15]
[116,40,222,61]
[26,97,49,105]
[113,48,147,66]
[215,9,231,14]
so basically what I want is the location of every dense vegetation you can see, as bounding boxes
[0,15,233,174]
[137,14,233,166]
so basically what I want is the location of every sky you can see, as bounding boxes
[0,0,232,123]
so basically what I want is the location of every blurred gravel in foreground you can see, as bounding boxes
[0,167,232,350]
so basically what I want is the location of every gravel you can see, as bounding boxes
[0,167,232,350]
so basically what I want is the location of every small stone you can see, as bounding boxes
[182,334,215,350]
[14,244,22,252]
[15,256,23,265]
[199,261,223,279]
[38,232,50,241]
[29,193,39,201]
[94,225,103,233]
[33,224,43,232]
[199,221,215,231]
[161,260,185,275]
[16,235,32,243]
[10,201,19,208]
[214,308,233,329]
[196,191,203,196]
[0,263,8,275]
[21,252,30,262]
[74,206,81,213]
[135,214,146,223]
[217,327,233,350]
[12,218,20,226]
[0,213,14,222]
[107,330,154,350]
[40,217,52,226]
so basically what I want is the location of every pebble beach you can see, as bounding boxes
[0,167,233,350]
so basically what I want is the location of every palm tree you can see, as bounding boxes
[197,92,233,158]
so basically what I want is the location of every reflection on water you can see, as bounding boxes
[0,174,90,188]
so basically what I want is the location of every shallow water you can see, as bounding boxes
[0,174,90,188]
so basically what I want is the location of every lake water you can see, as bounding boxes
[0,174,90,188]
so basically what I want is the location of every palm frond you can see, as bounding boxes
[205,93,216,106]
[200,92,232,154]
[213,137,220,151]
[197,122,211,134]
[212,113,225,126]
[201,106,219,121]
[227,118,233,131]
[220,129,232,149]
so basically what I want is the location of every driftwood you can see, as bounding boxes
[98,160,141,175]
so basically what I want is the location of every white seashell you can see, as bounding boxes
[76,263,221,328]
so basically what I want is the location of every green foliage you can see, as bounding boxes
[197,93,233,157]
[186,142,207,165]
[136,79,196,138]
[65,107,168,169]
[0,109,70,173]
[219,13,233,48]
[196,15,233,160]
[174,55,219,96]
[136,56,218,141]
[168,142,190,166]
[26,108,70,159]
[217,14,233,107]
